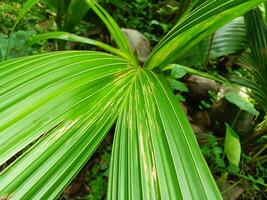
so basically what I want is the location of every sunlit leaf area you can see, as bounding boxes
[0,0,267,199]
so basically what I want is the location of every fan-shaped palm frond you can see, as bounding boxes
[232,7,267,112]
[0,0,264,199]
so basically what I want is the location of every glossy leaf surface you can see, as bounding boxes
[85,0,137,65]
[225,92,259,116]
[224,125,241,166]
[0,51,134,166]
[63,0,89,31]
[0,51,222,199]
[108,69,222,200]
[179,16,247,66]
[29,31,126,58]
[144,0,263,69]
[0,51,137,199]
[234,7,267,112]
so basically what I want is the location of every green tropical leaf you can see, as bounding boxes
[4,0,40,60]
[208,17,246,59]
[63,0,89,32]
[2,1,264,199]
[0,51,222,199]
[233,7,267,112]
[12,0,40,30]
[42,0,57,10]
[144,0,263,69]
[225,91,259,116]
[0,51,138,199]
[85,0,137,65]
[245,8,267,69]
[224,124,241,166]
[171,65,188,79]
[0,51,135,166]
[108,69,222,199]
[29,31,127,58]
[166,77,189,92]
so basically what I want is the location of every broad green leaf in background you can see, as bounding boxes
[179,16,246,66]
[63,0,89,32]
[171,65,188,79]
[225,91,259,116]
[164,64,229,84]
[178,16,247,66]
[0,31,34,61]
[0,34,7,59]
[224,124,241,166]
[232,7,267,112]
[166,77,189,92]
[208,17,246,60]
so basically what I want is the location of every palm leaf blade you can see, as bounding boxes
[0,51,132,166]
[29,32,126,58]
[108,69,222,199]
[85,0,137,65]
[144,0,263,69]
[233,8,267,112]
[0,51,138,199]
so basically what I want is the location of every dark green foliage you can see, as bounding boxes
[0,1,55,34]
[86,145,111,200]
[104,0,178,46]
[0,31,34,60]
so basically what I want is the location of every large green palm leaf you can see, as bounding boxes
[0,0,265,199]
[108,69,221,199]
[144,0,263,69]
[232,7,267,112]
[0,52,221,199]
[0,51,134,166]
[176,16,246,66]
[0,51,136,199]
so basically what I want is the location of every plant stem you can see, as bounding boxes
[236,173,267,187]
[251,155,267,164]
[264,2,267,23]
[221,180,241,194]
[250,144,267,162]
[205,32,215,68]
[231,109,241,128]
[4,27,15,61]
[242,126,267,145]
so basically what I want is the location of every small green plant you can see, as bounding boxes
[0,31,34,61]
